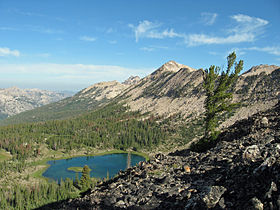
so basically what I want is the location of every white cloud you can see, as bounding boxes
[227,46,280,57]
[201,12,218,25]
[229,14,268,35]
[185,14,268,46]
[80,36,97,42]
[246,46,280,56]
[186,33,255,46]
[0,47,20,57]
[129,20,182,42]
[129,15,268,46]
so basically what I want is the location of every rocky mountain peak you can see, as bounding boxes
[122,76,141,85]
[152,60,195,75]
[242,64,279,77]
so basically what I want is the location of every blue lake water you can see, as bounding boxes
[42,153,145,182]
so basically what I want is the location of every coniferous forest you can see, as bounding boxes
[0,102,168,209]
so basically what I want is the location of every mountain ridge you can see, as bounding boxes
[242,64,279,77]
[1,62,279,127]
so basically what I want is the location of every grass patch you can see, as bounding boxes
[31,165,50,182]
[131,151,150,161]
[67,166,92,173]
[0,149,11,161]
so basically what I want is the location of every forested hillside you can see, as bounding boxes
[0,102,165,162]
[0,101,168,209]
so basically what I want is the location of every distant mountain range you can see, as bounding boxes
[0,87,72,120]
[0,61,279,127]
[0,76,140,124]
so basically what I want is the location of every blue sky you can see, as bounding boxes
[0,0,279,91]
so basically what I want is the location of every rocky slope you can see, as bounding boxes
[122,62,279,128]
[43,100,280,210]
[0,87,69,119]
[76,76,140,103]
[122,76,141,85]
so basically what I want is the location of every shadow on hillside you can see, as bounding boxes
[35,156,280,210]
[34,200,66,210]
[158,158,279,209]
[37,151,280,210]
[170,100,280,157]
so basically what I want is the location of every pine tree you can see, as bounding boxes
[80,165,91,190]
[203,52,243,142]
[74,173,80,189]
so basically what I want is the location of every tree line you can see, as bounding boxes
[0,164,96,209]
[0,102,165,162]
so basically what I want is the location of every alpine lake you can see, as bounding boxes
[42,153,145,182]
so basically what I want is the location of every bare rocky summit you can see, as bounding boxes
[151,60,195,76]
[42,100,280,210]
[122,76,141,85]
[0,87,69,118]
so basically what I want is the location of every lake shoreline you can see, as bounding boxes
[31,149,149,182]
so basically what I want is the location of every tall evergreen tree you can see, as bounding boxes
[203,52,243,142]
[80,165,91,190]
[74,173,80,189]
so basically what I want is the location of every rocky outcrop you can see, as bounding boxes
[242,64,279,77]
[78,81,130,102]
[0,87,69,118]
[122,76,141,85]
[45,101,280,210]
